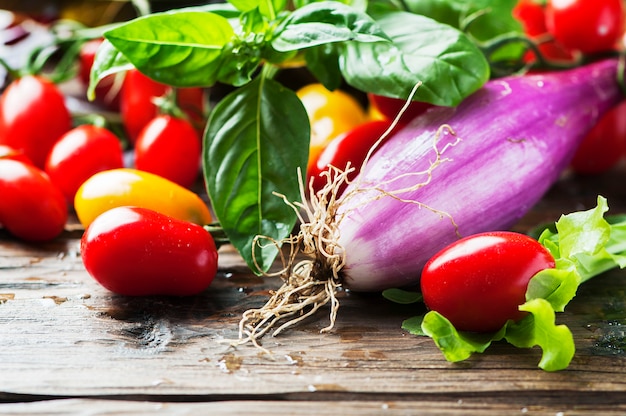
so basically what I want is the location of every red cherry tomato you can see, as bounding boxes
[368,93,434,125]
[81,206,219,296]
[307,119,394,195]
[0,144,32,164]
[545,0,625,54]
[134,115,201,188]
[512,0,574,63]
[78,38,121,110]
[0,159,68,242]
[135,115,202,188]
[513,0,547,37]
[120,69,205,145]
[420,231,556,333]
[570,101,626,175]
[45,124,125,203]
[0,75,72,168]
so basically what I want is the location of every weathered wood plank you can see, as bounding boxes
[2,166,626,409]
[2,241,626,396]
[2,397,626,416]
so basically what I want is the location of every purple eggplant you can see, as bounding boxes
[337,59,623,292]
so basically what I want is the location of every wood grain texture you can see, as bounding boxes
[2,166,626,414]
[2,398,626,415]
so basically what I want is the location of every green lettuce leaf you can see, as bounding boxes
[404,313,504,362]
[505,299,575,372]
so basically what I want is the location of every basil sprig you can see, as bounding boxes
[87,0,516,272]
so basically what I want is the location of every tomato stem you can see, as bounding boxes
[0,58,20,81]
[152,89,189,121]
[617,52,626,98]
[203,223,230,249]
[480,33,582,77]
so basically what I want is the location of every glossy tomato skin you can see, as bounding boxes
[512,0,574,62]
[81,206,218,296]
[513,0,547,36]
[74,168,213,228]
[0,144,32,164]
[296,84,367,171]
[45,124,125,204]
[307,119,393,194]
[367,93,434,125]
[0,75,72,168]
[420,231,556,333]
[134,115,201,188]
[545,0,625,54]
[120,69,205,145]
[0,159,67,241]
[570,100,626,174]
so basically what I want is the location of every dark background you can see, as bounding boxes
[2,1,212,26]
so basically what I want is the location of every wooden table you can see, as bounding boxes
[2,165,626,415]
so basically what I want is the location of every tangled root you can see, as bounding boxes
[229,163,353,353]
[227,83,461,352]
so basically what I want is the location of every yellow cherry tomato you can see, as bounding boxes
[74,168,213,228]
[296,84,367,170]
[367,102,387,121]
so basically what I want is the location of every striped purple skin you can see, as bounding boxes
[337,59,623,292]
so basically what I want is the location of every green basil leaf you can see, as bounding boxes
[230,0,287,17]
[294,0,365,8]
[241,8,269,34]
[87,39,133,101]
[382,288,422,304]
[184,2,241,17]
[393,0,523,62]
[261,0,288,19]
[341,11,490,107]
[401,0,522,42]
[103,11,235,87]
[401,315,425,335]
[203,77,309,273]
[213,53,262,87]
[272,1,390,52]
[230,0,263,12]
[304,44,343,91]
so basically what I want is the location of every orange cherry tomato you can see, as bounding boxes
[74,168,213,228]
[296,84,367,170]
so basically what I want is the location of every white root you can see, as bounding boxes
[227,83,462,352]
[228,166,351,352]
